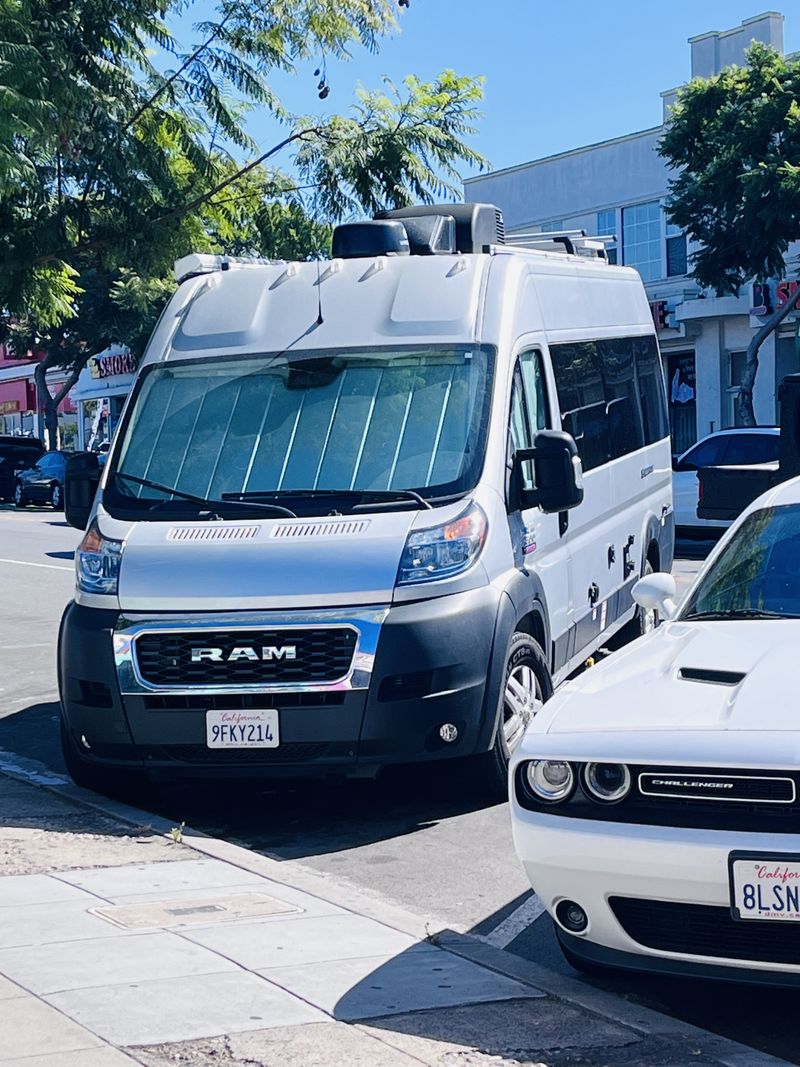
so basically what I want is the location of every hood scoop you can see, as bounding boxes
[678,667,746,687]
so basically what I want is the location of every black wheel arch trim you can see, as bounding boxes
[476,571,552,753]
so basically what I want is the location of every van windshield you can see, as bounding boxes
[106,346,494,518]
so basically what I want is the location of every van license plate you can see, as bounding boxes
[730,853,800,921]
[206,709,279,749]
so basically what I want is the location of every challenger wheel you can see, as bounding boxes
[13,482,27,508]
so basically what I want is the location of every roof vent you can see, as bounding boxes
[377,203,504,254]
[331,220,410,260]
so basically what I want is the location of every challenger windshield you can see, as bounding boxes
[107,347,494,518]
[682,504,800,620]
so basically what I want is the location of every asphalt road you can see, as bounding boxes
[2,508,797,1064]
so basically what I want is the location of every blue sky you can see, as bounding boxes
[172,3,798,181]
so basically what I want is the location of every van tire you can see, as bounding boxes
[60,719,143,799]
[470,632,553,800]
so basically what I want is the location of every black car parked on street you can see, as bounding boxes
[14,449,72,509]
[0,435,45,503]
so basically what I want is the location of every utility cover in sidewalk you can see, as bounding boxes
[92,892,301,930]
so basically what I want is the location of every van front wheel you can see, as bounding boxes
[471,632,553,800]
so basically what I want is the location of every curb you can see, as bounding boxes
[0,760,789,1067]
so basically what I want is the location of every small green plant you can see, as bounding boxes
[168,821,186,844]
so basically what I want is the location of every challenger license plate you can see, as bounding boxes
[730,852,800,921]
[206,709,279,749]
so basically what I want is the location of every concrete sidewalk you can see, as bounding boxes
[0,768,789,1067]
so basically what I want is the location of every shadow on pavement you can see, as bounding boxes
[0,701,497,860]
[154,761,498,860]
[46,550,74,560]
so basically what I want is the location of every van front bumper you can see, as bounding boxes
[59,586,505,778]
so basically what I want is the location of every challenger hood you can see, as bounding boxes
[535,623,800,763]
[114,511,421,611]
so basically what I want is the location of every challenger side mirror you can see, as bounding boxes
[632,572,678,620]
[64,452,101,530]
[515,430,584,514]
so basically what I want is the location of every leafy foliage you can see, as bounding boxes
[660,44,800,424]
[0,0,485,442]
[661,43,800,295]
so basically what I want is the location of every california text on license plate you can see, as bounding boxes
[206,709,279,749]
[729,852,800,921]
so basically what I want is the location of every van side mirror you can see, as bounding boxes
[515,430,584,514]
[632,572,678,620]
[64,452,101,530]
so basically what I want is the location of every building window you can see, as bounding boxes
[597,209,617,265]
[541,219,563,232]
[622,201,661,282]
[665,220,687,277]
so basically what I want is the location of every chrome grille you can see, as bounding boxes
[133,628,357,688]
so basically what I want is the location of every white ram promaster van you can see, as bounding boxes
[60,204,673,796]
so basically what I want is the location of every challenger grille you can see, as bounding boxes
[134,628,357,688]
[610,897,800,965]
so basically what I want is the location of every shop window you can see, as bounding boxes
[727,351,747,427]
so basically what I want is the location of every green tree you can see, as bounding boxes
[660,43,800,426]
[0,0,485,445]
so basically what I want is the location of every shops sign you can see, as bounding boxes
[750,280,800,317]
[0,400,20,414]
[649,300,672,331]
[88,351,137,379]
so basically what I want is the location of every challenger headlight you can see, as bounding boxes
[583,762,631,803]
[397,502,487,585]
[76,520,122,595]
[525,760,575,803]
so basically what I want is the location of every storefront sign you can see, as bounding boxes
[750,280,800,317]
[0,400,20,414]
[88,351,137,380]
[649,300,673,331]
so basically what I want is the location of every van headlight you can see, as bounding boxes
[76,520,122,595]
[397,502,487,585]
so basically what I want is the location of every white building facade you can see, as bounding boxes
[465,11,798,455]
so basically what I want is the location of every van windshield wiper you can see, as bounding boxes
[223,488,433,511]
[682,607,796,621]
[113,472,298,518]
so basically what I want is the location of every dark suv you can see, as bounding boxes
[0,436,45,503]
[14,449,72,509]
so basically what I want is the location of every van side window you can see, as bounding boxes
[596,338,645,459]
[634,336,669,445]
[550,342,609,472]
[519,350,549,433]
[509,351,548,492]
[551,335,668,471]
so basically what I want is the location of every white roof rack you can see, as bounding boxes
[174,252,287,283]
[506,230,615,261]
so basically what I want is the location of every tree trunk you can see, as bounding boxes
[34,350,93,450]
[737,285,800,427]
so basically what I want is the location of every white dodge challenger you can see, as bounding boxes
[510,475,800,985]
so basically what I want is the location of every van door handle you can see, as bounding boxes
[607,545,616,567]
[588,582,600,606]
[623,535,636,577]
